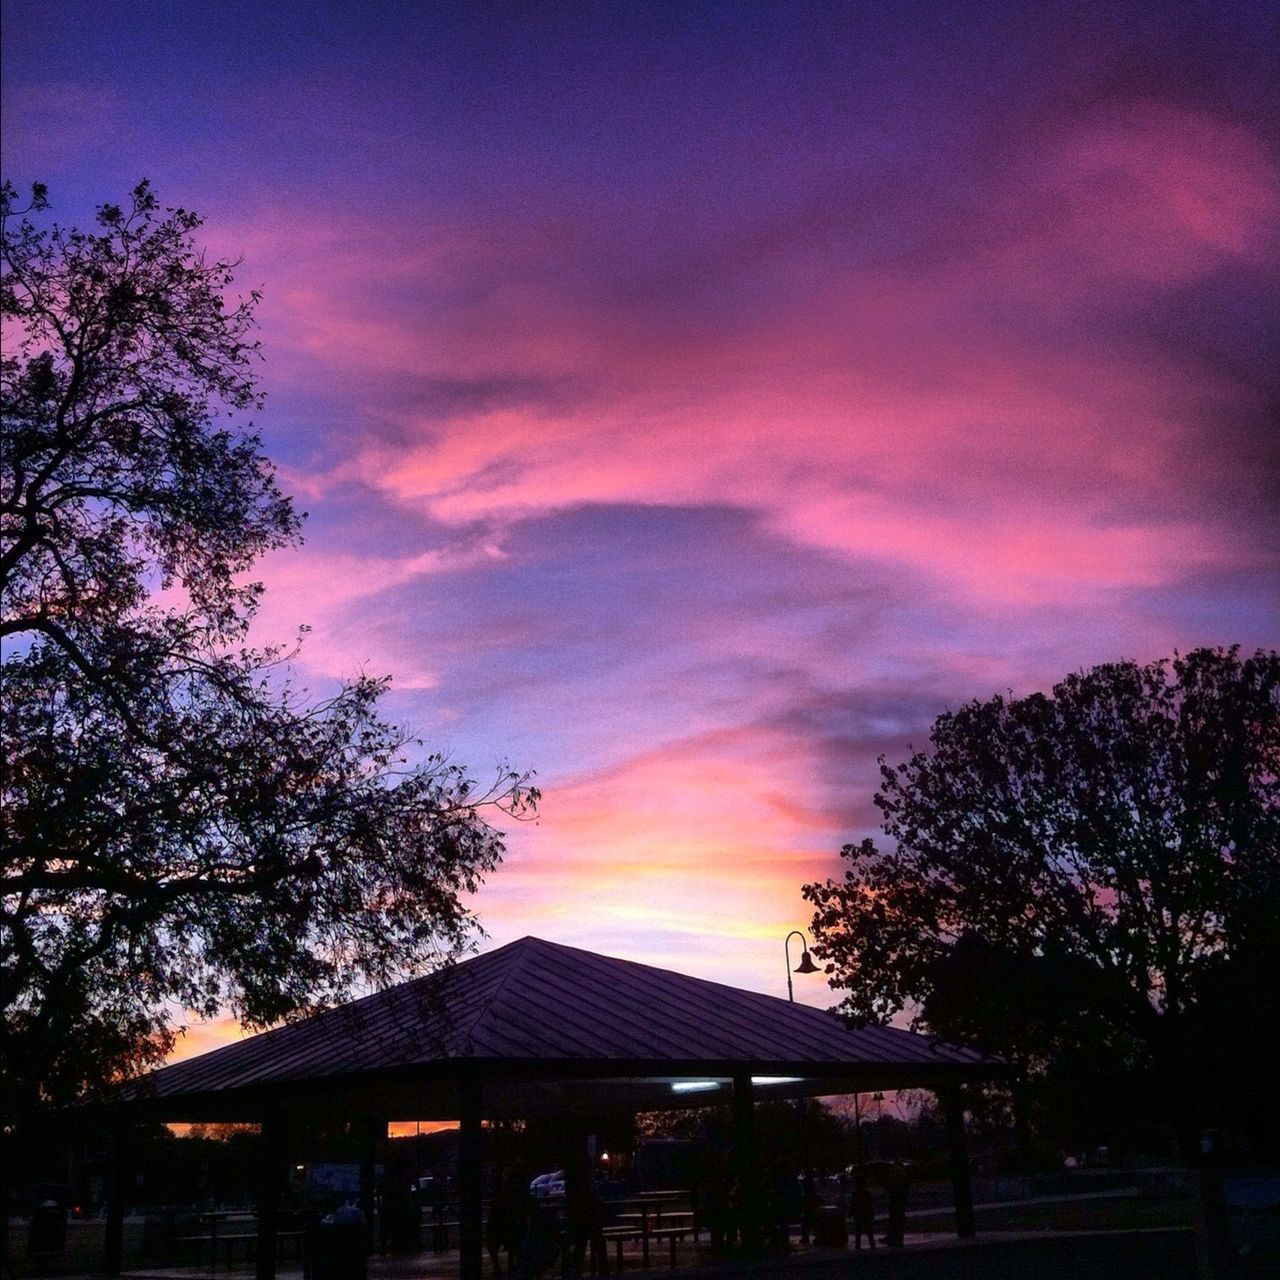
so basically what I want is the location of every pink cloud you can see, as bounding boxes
[127,94,1280,1030]
[242,539,507,687]
[1041,102,1278,278]
[220,99,1276,620]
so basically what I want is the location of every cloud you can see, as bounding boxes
[246,535,507,686]
[169,85,1280,1022]
[10,1,1273,1050]
[167,1014,252,1063]
[211,97,1275,622]
[473,722,857,1000]
[1040,102,1278,274]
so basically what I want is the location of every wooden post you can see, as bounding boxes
[256,1096,282,1280]
[458,1075,484,1280]
[103,1117,127,1276]
[940,1083,976,1239]
[732,1075,759,1249]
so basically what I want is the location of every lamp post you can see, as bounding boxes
[784,930,820,1002]
[784,930,821,1243]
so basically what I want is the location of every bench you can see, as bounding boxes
[648,1225,692,1268]
[600,1223,691,1270]
[177,1230,305,1267]
[419,1212,461,1252]
[601,1226,643,1270]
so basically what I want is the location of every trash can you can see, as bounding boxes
[382,1190,421,1255]
[29,1199,68,1255]
[811,1204,848,1248]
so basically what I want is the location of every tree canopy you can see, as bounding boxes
[804,647,1280,1154]
[0,181,536,1123]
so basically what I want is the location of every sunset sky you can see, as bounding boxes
[4,1,1277,1057]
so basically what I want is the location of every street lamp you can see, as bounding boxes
[783,930,822,1242]
[784,930,820,1003]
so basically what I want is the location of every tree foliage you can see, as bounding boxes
[804,647,1280,1151]
[0,181,536,1122]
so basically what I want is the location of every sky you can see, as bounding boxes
[4,0,1278,1058]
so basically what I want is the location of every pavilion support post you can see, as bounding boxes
[1013,1077,1032,1190]
[255,1095,282,1280]
[358,1115,383,1254]
[103,1117,128,1276]
[732,1074,760,1250]
[940,1082,976,1239]
[458,1075,484,1280]
[0,1115,13,1266]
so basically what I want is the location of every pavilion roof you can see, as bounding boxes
[138,937,1003,1116]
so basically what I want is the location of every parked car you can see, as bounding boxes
[413,1176,447,1205]
[529,1171,565,1199]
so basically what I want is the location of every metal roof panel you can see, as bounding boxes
[141,936,998,1101]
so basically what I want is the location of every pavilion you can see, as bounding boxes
[108,936,1016,1279]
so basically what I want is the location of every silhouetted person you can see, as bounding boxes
[733,1170,767,1250]
[767,1166,794,1251]
[799,1169,819,1245]
[850,1178,875,1251]
[485,1169,529,1277]
[701,1163,734,1254]
[564,1165,608,1275]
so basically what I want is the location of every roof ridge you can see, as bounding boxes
[454,936,539,1054]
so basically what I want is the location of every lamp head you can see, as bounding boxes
[794,949,820,975]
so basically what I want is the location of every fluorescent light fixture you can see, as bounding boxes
[670,1077,802,1094]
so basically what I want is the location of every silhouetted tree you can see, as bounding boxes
[804,647,1280,1155]
[1,182,536,1123]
